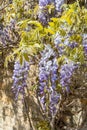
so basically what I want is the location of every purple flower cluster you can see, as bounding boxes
[54,33,64,56]
[83,34,87,58]
[39,0,53,7]
[39,0,64,11]
[12,60,29,100]
[50,58,60,115]
[39,45,55,95]
[38,0,65,25]
[38,45,59,115]
[54,33,78,56]
[50,91,60,115]
[38,11,48,25]
[0,19,17,47]
[60,60,77,92]
[54,32,87,94]
[38,0,53,25]
[0,27,10,46]
[54,0,64,12]
[83,43,87,57]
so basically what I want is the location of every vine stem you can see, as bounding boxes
[24,99,33,130]
[25,87,36,130]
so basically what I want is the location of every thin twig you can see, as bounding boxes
[26,87,36,130]
[24,99,33,130]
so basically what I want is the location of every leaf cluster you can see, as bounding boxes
[3,1,87,67]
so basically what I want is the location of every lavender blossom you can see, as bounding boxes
[54,33,79,56]
[39,0,53,7]
[38,0,54,25]
[83,34,87,58]
[54,33,64,56]
[38,0,65,24]
[60,60,77,92]
[54,0,65,12]
[50,91,60,115]
[38,45,59,115]
[12,60,29,100]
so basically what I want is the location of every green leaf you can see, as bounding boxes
[19,55,23,65]
[28,21,43,30]
[51,18,59,22]
[44,28,55,35]
[23,52,29,62]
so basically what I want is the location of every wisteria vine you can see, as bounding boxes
[0,1,87,130]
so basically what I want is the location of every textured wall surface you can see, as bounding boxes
[0,90,29,130]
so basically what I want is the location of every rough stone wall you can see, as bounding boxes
[0,90,30,130]
[0,90,43,130]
